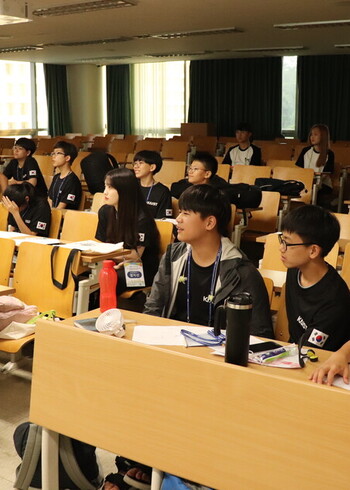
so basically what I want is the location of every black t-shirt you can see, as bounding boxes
[140,182,172,219]
[4,157,48,196]
[8,198,51,237]
[171,256,217,327]
[286,266,350,351]
[48,172,82,210]
[95,204,159,286]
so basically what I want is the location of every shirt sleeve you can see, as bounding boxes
[222,147,234,165]
[28,201,51,237]
[250,146,262,165]
[295,147,308,168]
[3,159,16,179]
[324,149,335,174]
[95,205,108,242]
[56,174,82,209]
[154,185,172,219]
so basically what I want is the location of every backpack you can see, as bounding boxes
[254,178,305,197]
[13,422,103,489]
[81,151,119,194]
[224,183,262,208]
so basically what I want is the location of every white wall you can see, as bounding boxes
[66,64,105,135]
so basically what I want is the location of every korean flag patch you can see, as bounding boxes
[308,328,329,348]
[139,233,145,242]
[29,170,36,176]
[36,221,47,231]
[67,194,75,201]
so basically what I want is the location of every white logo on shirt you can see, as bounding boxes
[166,209,172,216]
[67,194,75,201]
[29,170,36,176]
[139,233,145,242]
[308,328,329,348]
[36,221,47,230]
[297,316,308,330]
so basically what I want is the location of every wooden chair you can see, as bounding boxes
[341,242,350,289]
[90,136,111,152]
[266,159,297,169]
[156,161,186,188]
[49,208,63,239]
[78,190,89,211]
[272,166,315,205]
[262,276,274,307]
[230,165,271,185]
[161,140,189,162]
[242,191,280,242]
[262,143,294,162]
[60,210,98,241]
[0,202,9,231]
[36,138,60,155]
[110,139,136,155]
[172,197,179,219]
[192,136,217,155]
[43,174,53,190]
[35,155,54,176]
[71,151,91,178]
[216,163,230,181]
[90,192,105,213]
[134,139,164,153]
[332,212,350,242]
[274,283,289,342]
[0,237,15,285]
[224,141,237,155]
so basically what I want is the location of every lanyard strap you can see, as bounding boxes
[146,183,154,202]
[186,244,222,326]
[52,172,71,208]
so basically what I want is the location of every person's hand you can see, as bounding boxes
[2,195,20,215]
[309,350,350,385]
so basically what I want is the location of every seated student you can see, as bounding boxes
[280,205,350,351]
[310,340,350,385]
[95,168,160,295]
[2,182,51,237]
[0,137,47,196]
[171,151,230,199]
[145,185,273,336]
[295,124,334,207]
[48,141,82,210]
[222,122,262,166]
[132,150,172,218]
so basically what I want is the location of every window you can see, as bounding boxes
[281,56,297,136]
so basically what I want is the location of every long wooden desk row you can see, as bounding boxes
[29,310,350,490]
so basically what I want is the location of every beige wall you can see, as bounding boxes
[66,64,105,135]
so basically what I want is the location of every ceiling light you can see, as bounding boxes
[334,44,350,48]
[145,27,242,40]
[145,51,207,58]
[231,46,305,53]
[33,0,136,17]
[0,0,31,25]
[274,19,350,30]
[0,45,42,53]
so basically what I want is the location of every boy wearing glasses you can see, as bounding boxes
[0,137,47,196]
[48,141,82,210]
[280,205,350,351]
[133,150,172,219]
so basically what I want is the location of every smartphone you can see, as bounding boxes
[249,341,283,353]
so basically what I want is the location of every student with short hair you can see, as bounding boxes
[171,151,229,199]
[280,205,350,351]
[2,182,51,237]
[144,184,273,338]
[0,137,47,196]
[132,150,172,219]
[222,122,262,166]
[48,141,82,210]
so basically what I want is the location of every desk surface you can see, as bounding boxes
[29,310,350,490]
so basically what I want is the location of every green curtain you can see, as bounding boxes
[44,64,72,136]
[297,55,350,141]
[188,57,282,139]
[106,65,131,135]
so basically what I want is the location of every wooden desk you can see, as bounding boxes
[30,312,350,490]
[0,284,15,295]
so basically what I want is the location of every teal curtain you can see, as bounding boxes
[107,65,131,135]
[188,58,282,139]
[297,55,350,141]
[44,64,72,136]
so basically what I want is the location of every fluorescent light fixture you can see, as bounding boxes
[231,46,305,53]
[145,51,207,58]
[334,43,350,48]
[145,27,242,40]
[0,0,31,25]
[274,19,350,30]
[33,0,136,17]
[0,45,42,53]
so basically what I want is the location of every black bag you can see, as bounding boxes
[13,422,102,489]
[255,178,305,197]
[224,183,262,208]
[81,151,119,194]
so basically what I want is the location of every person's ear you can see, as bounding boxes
[206,215,217,231]
[149,164,156,174]
[204,170,212,180]
[309,244,322,259]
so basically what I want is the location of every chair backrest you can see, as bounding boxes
[13,242,81,318]
[332,212,350,241]
[135,139,164,153]
[172,197,179,219]
[216,163,230,181]
[156,161,186,188]
[333,147,350,166]
[266,159,297,169]
[262,143,294,162]
[246,191,280,234]
[49,208,63,239]
[272,166,314,204]
[192,136,217,155]
[71,151,91,178]
[78,190,88,211]
[60,210,98,241]
[110,139,136,154]
[274,283,289,342]
[341,242,350,289]
[227,204,237,237]
[155,220,174,257]
[90,192,105,213]
[230,165,271,185]
[35,155,54,176]
[0,237,15,285]
[161,140,189,162]
[262,276,274,306]
[0,203,9,231]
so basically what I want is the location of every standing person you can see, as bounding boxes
[0,138,47,196]
[95,168,160,295]
[295,124,334,207]
[48,141,82,210]
[222,123,262,166]
[280,205,350,351]
[132,150,172,218]
[2,182,51,237]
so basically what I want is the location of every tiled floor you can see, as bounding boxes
[0,354,116,489]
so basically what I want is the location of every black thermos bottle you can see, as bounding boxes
[224,292,253,366]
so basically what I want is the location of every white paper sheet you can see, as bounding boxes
[132,324,209,346]
[59,240,123,253]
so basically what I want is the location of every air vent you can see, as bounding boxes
[145,51,207,58]
[48,37,132,47]
[274,19,350,30]
[231,46,305,53]
[33,0,136,17]
[0,45,43,53]
[144,27,243,40]
[77,55,130,62]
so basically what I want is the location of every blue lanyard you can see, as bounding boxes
[52,172,71,208]
[186,244,222,326]
[146,183,154,202]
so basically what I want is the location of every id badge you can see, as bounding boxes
[124,260,145,288]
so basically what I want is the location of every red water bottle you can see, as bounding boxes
[99,260,118,312]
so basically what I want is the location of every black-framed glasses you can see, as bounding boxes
[278,232,313,253]
[50,151,65,157]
